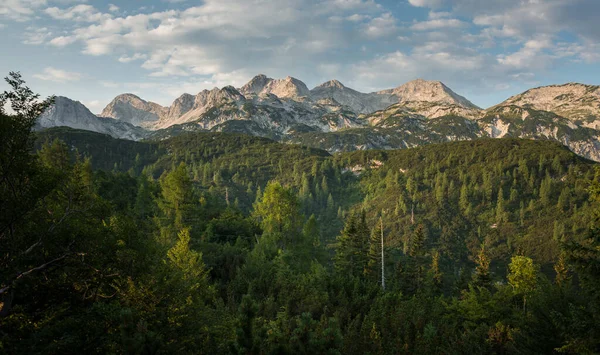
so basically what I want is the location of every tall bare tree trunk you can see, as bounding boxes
[381,216,385,291]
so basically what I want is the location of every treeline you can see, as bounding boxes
[2,73,600,353]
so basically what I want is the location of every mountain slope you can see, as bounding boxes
[100,93,168,127]
[41,77,600,162]
[38,96,147,140]
[240,74,310,99]
[499,83,600,128]
[310,80,381,114]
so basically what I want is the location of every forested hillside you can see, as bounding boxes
[2,76,600,354]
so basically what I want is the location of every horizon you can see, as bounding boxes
[1,0,599,112]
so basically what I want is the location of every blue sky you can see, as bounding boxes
[1,0,599,112]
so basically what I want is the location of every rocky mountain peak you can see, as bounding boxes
[314,79,347,90]
[500,83,600,125]
[38,96,146,140]
[101,93,167,127]
[240,74,273,95]
[240,74,309,99]
[379,79,480,110]
[166,93,195,121]
[267,76,310,98]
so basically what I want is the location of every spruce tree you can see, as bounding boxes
[473,244,492,289]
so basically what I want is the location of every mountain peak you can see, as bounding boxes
[379,79,480,109]
[499,82,600,126]
[315,79,347,90]
[240,74,273,95]
[268,76,310,98]
[101,93,167,127]
[241,75,309,99]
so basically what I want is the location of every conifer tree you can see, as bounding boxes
[473,244,492,289]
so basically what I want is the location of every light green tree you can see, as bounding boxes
[253,181,302,250]
[507,255,538,311]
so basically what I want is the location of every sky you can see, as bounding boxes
[0,0,599,112]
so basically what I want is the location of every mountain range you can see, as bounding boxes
[37,74,600,161]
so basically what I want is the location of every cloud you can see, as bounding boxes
[118,53,147,63]
[23,27,52,45]
[0,0,47,21]
[363,13,397,38]
[108,4,119,13]
[49,35,77,46]
[16,0,599,103]
[33,67,84,82]
[84,100,103,113]
[411,18,467,31]
[43,0,386,79]
[45,4,112,22]
[408,0,444,8]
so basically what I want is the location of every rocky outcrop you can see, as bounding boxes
[38,96,147,140]
[100,93,167,128]
[241,75,310,99]
[498,83,600,129]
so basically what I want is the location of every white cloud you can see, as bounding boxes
[408,0,444,8]
[411,18,467,31]
[13,0,598,101]
[84,99,102,113]
[498,38,553,69]
[108,4,119,13]
[45,4,112,22]
[33,67,84,82]
[118,53,147,63]
[42,0,388,80]
[346,14,369,22]
[0,0,47,21]
[363,13,397,38]
[23,27,52,45]
[49,35,77,46]
[428,11,452,19]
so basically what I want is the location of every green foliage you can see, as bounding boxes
[253,181,303,250]
[3,74,600,353]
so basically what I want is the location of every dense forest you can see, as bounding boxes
[2,73,600,354]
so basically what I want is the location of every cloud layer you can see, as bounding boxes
[1,0,599,106]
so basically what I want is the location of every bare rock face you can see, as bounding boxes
[311,80,382,114]
[43,75,600,162]
[373,79,483,119]
[379,79,480,109]
[39,96,146,140]
[499,83,600,128]
[100,93,168,128]
[241,75,310,99]
[166,93,195,121]
[154,86,246,129]
[240,74,273,96]
[311,78,481,118]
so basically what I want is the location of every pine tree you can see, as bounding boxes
[496,187,506,223]
[558,187,570,211]
[334,211,369,278]
[407,224,427,293]
[409,224,426,258]
[428,250,443,292]
[159,162,195,230]
[365,219,383,285]
[473,244,491,289]
[459,183,469,212]
[321,176,329,195]
[554,253,570,287]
